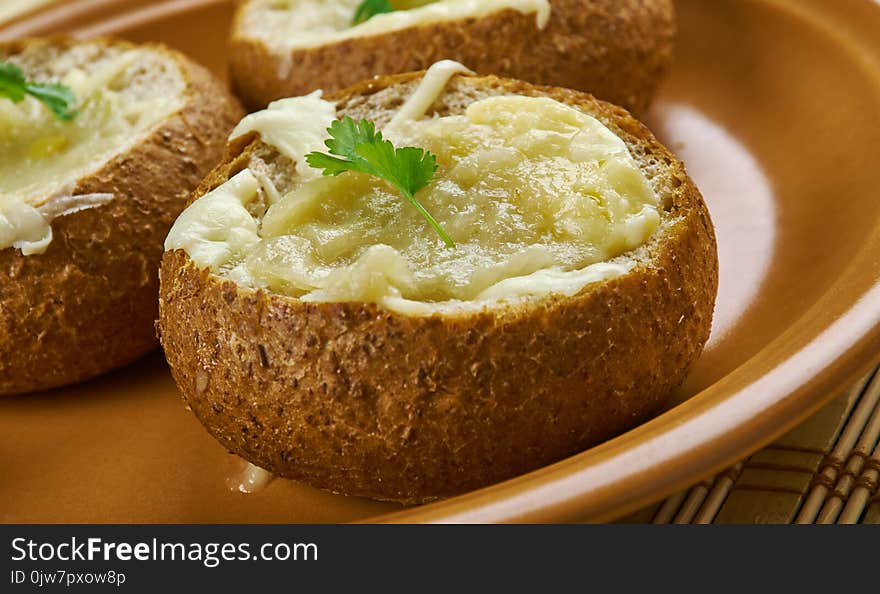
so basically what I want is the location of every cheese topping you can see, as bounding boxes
[0,47,185,254]
[165,170,263,270]
[230,91,337,180]
[389,60,473,128]
[166,61,660,316]
[248,0,552,50]
[226,460,275,494]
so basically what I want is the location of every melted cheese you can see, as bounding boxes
[249,0,552,50]
[389,60,473,128]
[165,170,263,269]
[0,192,115,256]
[225,460,275,494]
[230,91,337,181]
[166,61,660,316]
[0,48,185,254]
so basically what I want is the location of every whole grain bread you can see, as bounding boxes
[159,71,717,503]
[0,38,243,395]
[229,0,676,114]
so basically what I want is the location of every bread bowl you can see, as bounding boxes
[158,61,718,503]
[0,38,243,395]
[229,0,676,114]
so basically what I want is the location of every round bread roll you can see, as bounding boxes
[229,0,676,114]
[159,69,717,503]
[0,38,243,395]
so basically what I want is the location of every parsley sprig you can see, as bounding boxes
[306,116,454,248]
[0,60,76,121]
[352,0,395,24]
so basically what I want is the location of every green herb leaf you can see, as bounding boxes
[25,82,77,120]
[0,61,27,102]
[352,0,395,25]
[306,116,454,248]
[0,60,77,120]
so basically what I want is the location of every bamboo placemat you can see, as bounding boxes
[622,366,880,524]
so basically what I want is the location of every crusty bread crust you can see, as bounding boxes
[158,73,717,503]
[0,38,244,395]
[229,0,676,114]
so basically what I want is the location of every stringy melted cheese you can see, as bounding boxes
[246,0,551,50]
[166,61,660,315]
[0,48,185,255]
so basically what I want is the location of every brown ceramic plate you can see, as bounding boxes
[2,0,879,523]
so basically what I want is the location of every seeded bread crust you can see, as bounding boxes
[229,0,676,114]
[158,72,717,503]
[0,38,244,395]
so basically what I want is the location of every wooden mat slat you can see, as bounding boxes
[672,480,713,524]
[811,374,880,523]
[693,463,742,524]
[651,490,687,525]
[837,442,880,524]
[628,366,880,524]
[863,497,880,524]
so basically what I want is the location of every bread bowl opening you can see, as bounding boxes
[0,41,186,255]
[166,61,664,316]
[242,0,551,50]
